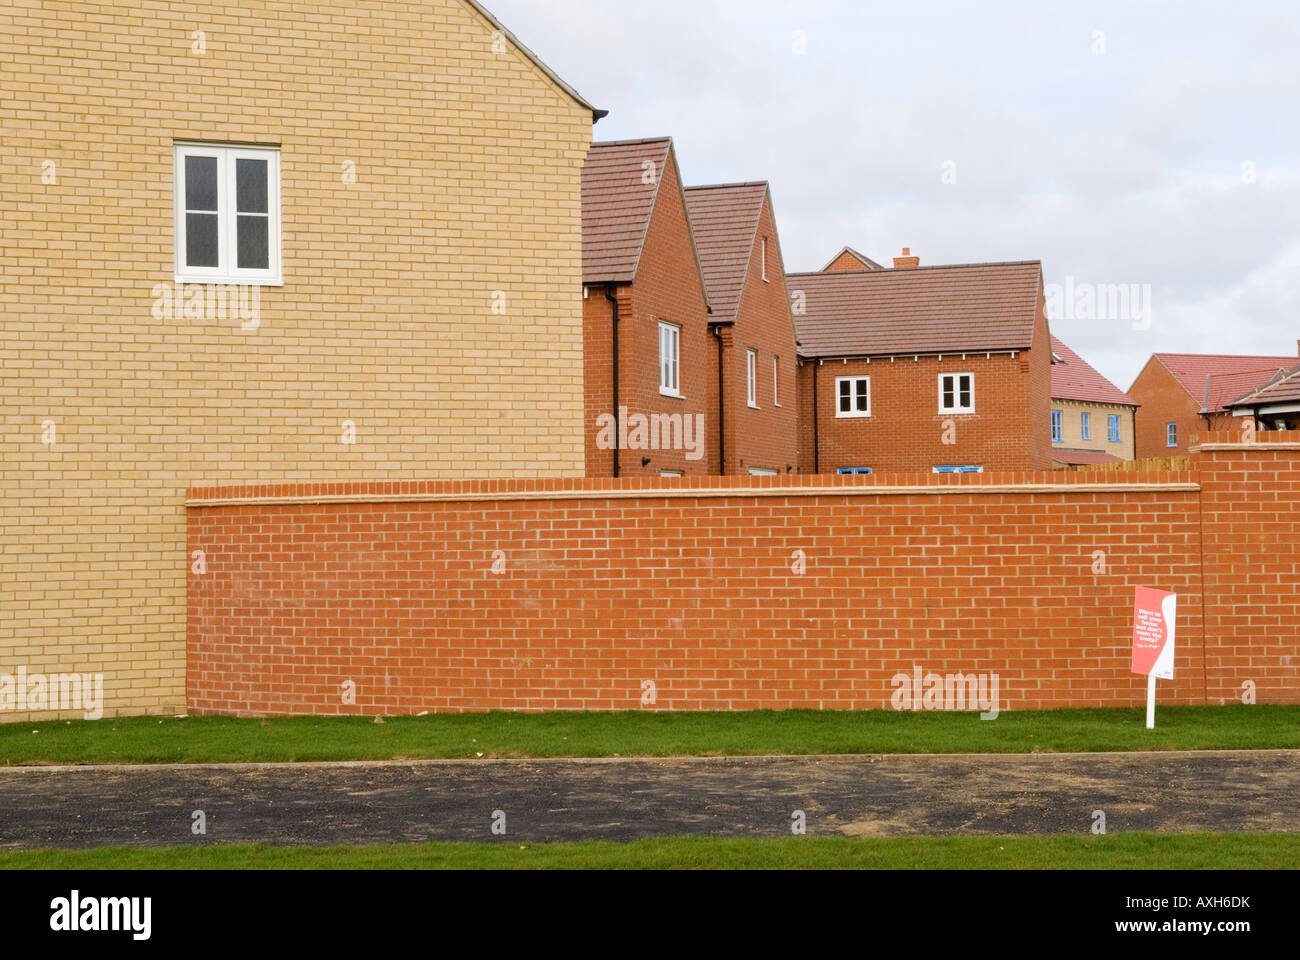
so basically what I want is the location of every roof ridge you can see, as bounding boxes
[788,259,1042,276]
[684,180,770,191]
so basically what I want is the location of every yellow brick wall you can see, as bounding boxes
[0,0,593,721]
[1051,400,1136,461]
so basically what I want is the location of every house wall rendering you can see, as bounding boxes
[0,0,595,721]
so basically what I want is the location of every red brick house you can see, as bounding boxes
[791,252,1053,474]
[1128,351,1299,458]
[581,137,713,477]
[1226,361,1300,431]
[684,182,800,475]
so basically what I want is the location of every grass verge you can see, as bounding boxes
[1,705,1296,765]
[3,833,1297,869]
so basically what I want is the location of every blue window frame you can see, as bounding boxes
[1080,411,1091,440]
[1108,414,1121,442]
[1167,422,1178,447]
[837,467,873,475]
[1051,410,1063,442]
[933,465,983,474]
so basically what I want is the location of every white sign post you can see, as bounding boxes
[1131,587,1177,729]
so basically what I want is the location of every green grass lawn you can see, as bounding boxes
[3,833,1297,870]
[1,704,1296,765]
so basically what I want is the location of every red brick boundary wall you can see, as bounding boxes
[186,433,1300,715]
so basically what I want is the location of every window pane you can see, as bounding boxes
[856,381,867,411]
[960,389,971,407]
[236,215,269,269]
[185,212,219,267]
[236,158,269,213]
[185,155,218,211]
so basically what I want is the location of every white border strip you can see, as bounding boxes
[187,482,1199,508]
[1191,442,1300,452]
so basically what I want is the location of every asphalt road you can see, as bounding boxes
[1,751,1297,848]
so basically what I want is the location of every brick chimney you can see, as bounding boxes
[893,247,920,269]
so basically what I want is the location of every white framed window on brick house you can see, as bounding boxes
[773,356,781,406]
[658,320,680,397]
[747,349,759,407]
[174,142,281,285]
[836,376,870,417]
[761,237,769,282]
[939,372,974,414]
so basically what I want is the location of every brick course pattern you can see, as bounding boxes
[0,0,594,720]
[185,433,1300,716]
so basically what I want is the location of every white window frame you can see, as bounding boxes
[660,469,684,478]
[1108,414,1122,442]
[174,142,282,285]
[748,467,778,476]
[747,349,759,408]
[1080,411,1091,440]
[773,355,781,407]
[933,465,984,474]
[1166,422,1178,447]
[835,376,871,418]
[939,372,975,414]
[1051,409,1063,443]
[658,320,681,397]
[761,237,769,282]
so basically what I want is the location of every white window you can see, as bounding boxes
[933,465,984,474]
[761,237,769,282]
[836,376,870,417]
[773,356,781,407]
[939,372,974,414]
[748,467,778,476]
[660,469,684,478]
[174,142,281,284]
[747,349,759,408]
[659,321,680,396]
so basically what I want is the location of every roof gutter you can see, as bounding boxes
[710,320,735,476]
[605,285,621,477]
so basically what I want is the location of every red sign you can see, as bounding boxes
[1131,587,1177,680]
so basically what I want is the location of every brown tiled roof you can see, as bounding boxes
[1227,363,1300,407]
[1050,336,1136,407]
[821,246,884,271]
[1151,353,1298,412]
[1053,449,1124,465]
[787,261,1042,359]
[683,182,769,324]
[581,138,673,285]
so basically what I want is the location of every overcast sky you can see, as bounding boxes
[489,0,1300,389]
